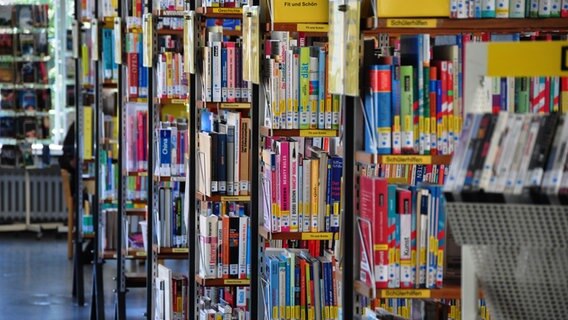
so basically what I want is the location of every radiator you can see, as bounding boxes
[0,167,67,223]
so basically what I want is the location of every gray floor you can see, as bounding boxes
[0,232,146,320]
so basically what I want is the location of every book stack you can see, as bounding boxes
[127,176,148,201]
[125,33,149,99]
[156,120,188,178]
[450,0,568,18]
[263,32,340,130]
[197,200,250,280]
[358,177,446,291]
[445,113,568,204]
[261,139,343,235]
[156,265,189,320]
[262,248,339,320]
[125,102,148,173]
[198,288,249,319]
[156,52,188,99]
[197,110,251,196]
[157,182,187,248]
[202,31,252,103]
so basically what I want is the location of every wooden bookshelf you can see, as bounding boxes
[155,97,188,105]
[195,275,251,287]
[196,192,251,202]
[260,226,336,241]
[260,126,339,137]
[197,101,251,110]
[125,272,146,288]
[266,22,328,36]
[155,246,189,259]
[127,171,148,177]
[364,18,568,34]
[103,249,147,260]
[355,151,453,166]
[354,280,465,300]
[196,7,243,19]
[156,29,184,36]
[155,175,186,182]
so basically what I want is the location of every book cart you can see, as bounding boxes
[447,40,568,320]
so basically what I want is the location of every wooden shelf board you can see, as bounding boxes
[102,81,117,88]
[154,10,186,17]
[195,275,250,287]
[156,176,186,182]
[156,97,188,105]
[197,101,251,110]
[259,226,335,241]
[196,7,243,19]
[127,171,148,177]
[260,126,338,137]
[364,18,568,34]
[102,249,147,260]
[156,29,184,35]
[354,280,464,300]
[129,98,148,103]
[125,272,147,288]
[129,199,148,205]
[267,22,329,35]
[355,151,453,166]
[195,192,251,202]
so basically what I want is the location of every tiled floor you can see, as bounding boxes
[0,232,146,320]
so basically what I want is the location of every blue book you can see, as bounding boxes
[200,110,214,133]
[221,47,227,102]
[138,36,148,98]
[159,128,171,176]
[330,156,342,233]
[371,65,392,154]
[400,35,424,153]
[363,90,377,154]
[102,29,114,80]
[500,77,508,111]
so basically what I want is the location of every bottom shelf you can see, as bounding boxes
[355,280,464,300]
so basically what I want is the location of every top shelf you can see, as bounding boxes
[363,18,568,34]
[196,7,243,19]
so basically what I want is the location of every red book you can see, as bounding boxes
[128,52,139,98]
[429,66,438,156]
[397,188,413,288]
[433,61,448,155]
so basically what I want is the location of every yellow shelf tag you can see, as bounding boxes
[386,19,437,28]
[381,155,432,165]
[169,98,187,105]
[297,24,328,33]
[299,130,336,137]
[211,7,242,14]
[224,279,250,285]
[135,251,147,256]
[221,103,250,109]
[373,244,389,251]
[380,289,431,299]
[172,248,189,253]
[302,232,333,240]
[220,195,250,202]
[272,0,328,23]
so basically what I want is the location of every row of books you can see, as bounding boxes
[263,248,339,320]
[262,138,343,234]
[358,179,446,290]
[101,210,144,251]
[0,5,49,28]
[127,176,148,201]
[125,102,148,173]
[102,29,119,82]
[126,33,149,99]
[198,287,249,319]
[359,163,447,186]
[0,61,48,84]
[157,17,184,30]
[156,52,188,99]
[0,32,48,56]
[198,200,250,280]
[198,110,251,196]
[450,0,568,18]
[156,265,189,320]
[157,183,187,248]
[0,116,49,139]
[155,0,188,12]
[202,0,249,8]
[446,113,568,201]
[264,33,340,130]
[0,89,51,111]
[203,32,252,103]
[364,299,490,320]
[156,120,188,178]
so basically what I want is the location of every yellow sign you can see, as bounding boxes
[224,279,250,285]
[380,289,431,298]
[135,251,147,257]
[169,98,187,105]
[373,244,388,251]
[381,155,432,165]
[221,103,250,109]
[272,0,328,23]
[297,24,328,33]
[221,195,251,202]
[302,232,333,240]
[211,8,242,14]
[386,19,437,28]
[487,41,568,77]
[299,130,337,137]
[172,248,189,253]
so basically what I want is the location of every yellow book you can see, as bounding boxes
[305,262,314,320]
[81,44,89,82]
[165,52,173,98]
[83,107,93,159]
[310,158,319,232]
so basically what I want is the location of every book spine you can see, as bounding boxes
[398,189,413,288]
[510,0,527,16]
[318,48,326,130]
[299,47,310,130]
[290,141,299,232]
[496,0,510,16]
[529,0,540,16]
[392,65,402,154]
[563,0,568,16]
[217,219,223,277]
[539,0,552,16]
[309,55,319,129]
[227,43,236,103]
[280,141,291,233]
[482,0,497,17]
[400,66,414,154]
[374,178,389,289]
[212,41,222,102]
[227,126,235,196]
[238,216,248,279]
[239,118,250,195]
[371,65,393,155]
[159,127,171,176]
[221,47,228,102]
[229,216,239,279]
[330,157,342,233]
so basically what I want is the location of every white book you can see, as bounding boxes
[457,0,468,17]
[496,0,510,16]
[563,0,568,15]
[400,208,412,286]
[478,113,508,191]
[493,114,524,193]
[551,0,562,15]
[226,111,241,195]
[505,117,531,194]
[238,216,248,278]
[454,115,482,192]
[513,116,540,195]
[199,214,218,278]
[507,77,515,112]
[212,41,222,102]
[542,117,568,194]
[539,0,552,16]
[203,46,212,102]
[197,132,211,197]
[509,0,526,17]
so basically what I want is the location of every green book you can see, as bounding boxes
[515,77,529,114]
[400,65,414,153]
[299,47,310,130]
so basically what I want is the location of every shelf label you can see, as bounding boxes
[172,248,189,253]
[381,155,432,165]
[272,0,328,24]
[220,195,251,202]
[297,24,328,33]
[386,19,437,28]
[302,232,333,240]
[487,42,568,77]
[380,289,431,298]
[135,251,147,257]
[299,130,337,137]
[211,8,242,14]
[220,103,250,109]
[224,279,250,285]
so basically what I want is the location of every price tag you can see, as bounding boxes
[386,19,437,28]
[220,103,250,109]
[380,289,431,298]
[220,195,251,202]
[224,279,250,285]
[135,251,147,257]
[172,248,188,253]
[211,7,242,14]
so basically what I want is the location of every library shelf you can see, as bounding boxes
[125,272,147,288]
[196,6,243,19]
[355,151,453,166]
[101,138,118,144]
[259,226,336,241]
[266,22,328,36]
[155,97,188,105]
[195,275,251,287]
[156,29,184,36]
[364,18,568,35]
[195,192,251,202]
[354,280,466,300]
[197,101,251,110]
[260,126,339,137]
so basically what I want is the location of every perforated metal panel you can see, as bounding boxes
[0,168,26,221]
[447,202,568,320]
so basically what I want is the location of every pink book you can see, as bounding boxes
[225,42,236,103]
[278,140,290,233]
